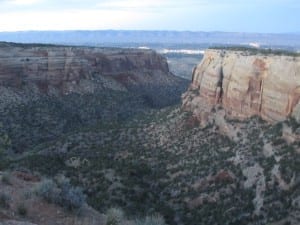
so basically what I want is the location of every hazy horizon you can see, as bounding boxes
[0,0,299,33]
[1,29,300,35]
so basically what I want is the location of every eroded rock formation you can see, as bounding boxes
[0,43,188,107]
[0,44,168,86]
[182,49,300,124]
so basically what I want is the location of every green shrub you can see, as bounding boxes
[1,172,11,185]
[0,192,10,208]
[106,207,124,225]
[0,132,11,153]
[17,203,27,216]
[134,214,166,225]
[209,46,300,57]
[56,175,86,211]
[23,189,34,200]
[35,179,60,204]
[60,185,86,211]
[35,177,86,211]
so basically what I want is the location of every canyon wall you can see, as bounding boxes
[0,43,189,152]
[182,49,300,124]
[0,43,188,107]
[0,43,169,91]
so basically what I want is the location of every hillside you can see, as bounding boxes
[2,105,299,225]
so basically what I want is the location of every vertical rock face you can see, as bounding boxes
[0,45,169,92]
[182,49,300,123]
[0,43,188,107]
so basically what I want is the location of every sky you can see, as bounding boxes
[0,0,299,33]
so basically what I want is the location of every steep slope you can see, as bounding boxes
[6,106,299,225]
[0,171,105,225]
[182,49,300,124]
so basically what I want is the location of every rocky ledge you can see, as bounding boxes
[182,48,300,125]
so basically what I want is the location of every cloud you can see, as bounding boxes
[0,9,150,31]
[96,0,162,9]
[8,0,41,5]
[95,0,207,11]
[0,0,298,32]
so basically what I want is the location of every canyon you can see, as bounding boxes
[0,43,299,225]
[0,43,188,153]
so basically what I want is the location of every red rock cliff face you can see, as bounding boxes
[182,49,300,123]
[0,43,188,107]
[0,45,169,93]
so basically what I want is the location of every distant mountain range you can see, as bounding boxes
[0,30,300,48]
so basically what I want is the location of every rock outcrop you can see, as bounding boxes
[182,49,300,124]
[0,42,188,107]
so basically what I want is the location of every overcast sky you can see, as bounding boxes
[0,0,299,33]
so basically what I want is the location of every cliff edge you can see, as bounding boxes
[0,42,188,107]
[182,49,300,124]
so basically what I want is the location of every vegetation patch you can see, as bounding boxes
[35,176,86,212]
[209,45,300,57]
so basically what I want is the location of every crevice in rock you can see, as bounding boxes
[223,60,236,106]
[259,79,264,114]
[191,67,196,83]
[215,66,224,104]
[286,86,300,115]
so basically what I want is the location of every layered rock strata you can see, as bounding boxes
[182,49,300,124]
[0,43,188,107]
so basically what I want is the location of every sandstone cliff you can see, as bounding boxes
[182,49,300,124]
[0,42,188,107]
